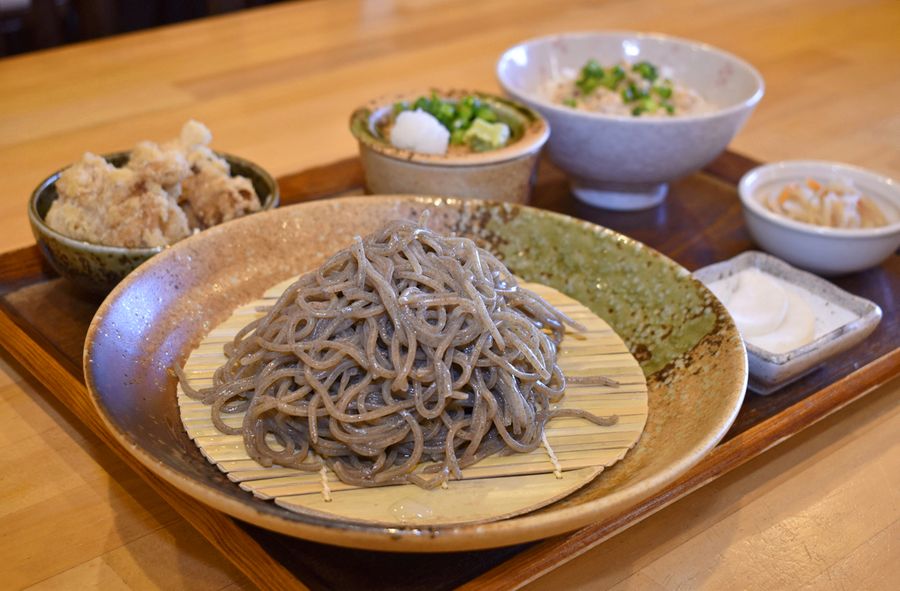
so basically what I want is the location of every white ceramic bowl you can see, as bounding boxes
[739,161,900,275]
[497,31,764,210]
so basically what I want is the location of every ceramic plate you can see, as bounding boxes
[84,195,747,552]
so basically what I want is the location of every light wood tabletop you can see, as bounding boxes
[1,0,898,590]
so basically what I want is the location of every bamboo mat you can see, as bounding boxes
[177,280,648,526]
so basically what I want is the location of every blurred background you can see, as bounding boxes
[0,0,286,56]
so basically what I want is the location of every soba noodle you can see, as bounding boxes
[179,217,617,489]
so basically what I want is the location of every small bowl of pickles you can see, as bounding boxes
[350,89,549,203]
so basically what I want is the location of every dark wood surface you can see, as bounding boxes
[0,151,897,591]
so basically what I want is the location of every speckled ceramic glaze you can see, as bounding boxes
[84,196,747,551]
[350,90,549,203]
[28,151,279,294]
[695,251,882,394]
[497,32,764,210]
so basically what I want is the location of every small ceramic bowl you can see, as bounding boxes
[28,151,279,294]
[497,31,764,210]
[349,90,549,203]
[739,160,900,275]
[694,251,882,394]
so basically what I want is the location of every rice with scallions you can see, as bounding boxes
[550,59,712,117]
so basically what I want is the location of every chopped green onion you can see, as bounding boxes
[436,102,455,125]
[456,101,474,124]
[475,106,498,123]
[622,82,642,102]
[583,58,604,78]
[576,59,608,95]
[576,75,600,95]
[632,61,658,82]
[653,85,672,99]
[631,97,662,116]
[598,65,625,90]
[564,59,675,114]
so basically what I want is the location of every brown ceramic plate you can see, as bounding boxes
[84,195,747,552]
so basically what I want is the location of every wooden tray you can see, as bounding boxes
[1,151,897,591]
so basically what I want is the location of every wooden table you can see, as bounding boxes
[1,1,897,589]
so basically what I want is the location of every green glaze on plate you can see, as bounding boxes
[478,206,717,376]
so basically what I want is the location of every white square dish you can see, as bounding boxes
[694,251,882,394]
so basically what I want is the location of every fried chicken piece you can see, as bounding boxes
[44,120,261,248]
[180,157,260,230]
[52,152,132,205]
[100,180,191,248]
[127,140,190,198]
[47,152,128,242]
[46,152,191,248]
